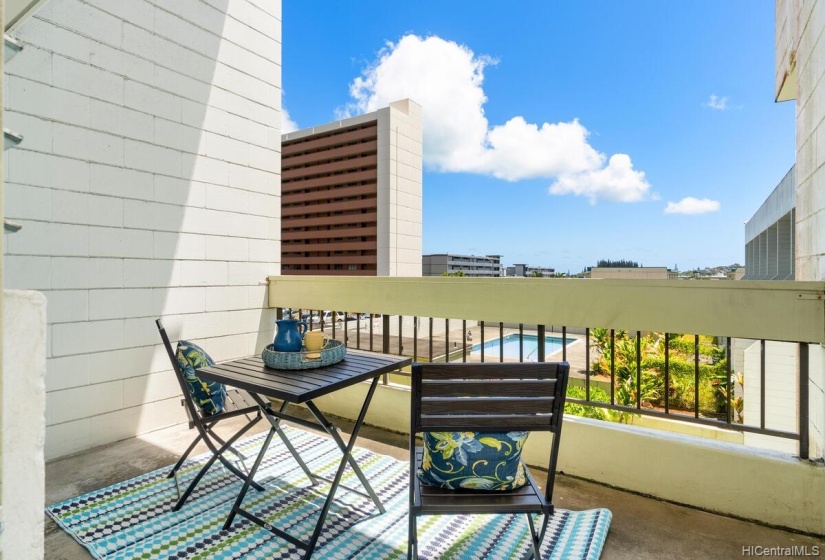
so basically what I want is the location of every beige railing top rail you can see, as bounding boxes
[267,276,825,343]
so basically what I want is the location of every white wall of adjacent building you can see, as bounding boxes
[3,0,283,460]
[377,99,423,277]
[775,0,825,460]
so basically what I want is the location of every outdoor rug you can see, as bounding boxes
[46,426,612,559]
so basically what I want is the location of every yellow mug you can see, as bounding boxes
[303,331,329,358]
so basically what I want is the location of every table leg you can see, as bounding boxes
[223,425,275,530]
[302,376,383,556]
[254,396,319,485]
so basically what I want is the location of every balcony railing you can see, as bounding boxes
[268,275,825,459]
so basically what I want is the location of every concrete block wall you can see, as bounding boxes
[376,99,422,277]
[3,0,283,459]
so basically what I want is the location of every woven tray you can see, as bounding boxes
[261,339,346,370]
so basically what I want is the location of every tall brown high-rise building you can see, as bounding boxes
[280,100,423,276]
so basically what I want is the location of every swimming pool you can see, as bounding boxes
[470,333,572,361]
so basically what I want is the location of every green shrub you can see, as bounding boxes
[565,385,608,420]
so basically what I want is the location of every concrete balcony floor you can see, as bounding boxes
[45,413,824,560]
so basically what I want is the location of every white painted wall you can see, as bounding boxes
[2,290,46,560]
[377,99,423,277]
[775,0,825,460]
[3,0,283,459]
[742,340,798,454]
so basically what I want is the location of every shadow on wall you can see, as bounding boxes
[4,0,281,460]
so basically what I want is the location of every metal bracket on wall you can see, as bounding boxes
[4,34,23,62]
[4,220,22,233]
[4,128,23,149]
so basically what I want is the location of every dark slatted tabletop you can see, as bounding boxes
[197,349,411,403]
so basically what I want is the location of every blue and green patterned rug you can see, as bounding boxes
[46,427,611,559]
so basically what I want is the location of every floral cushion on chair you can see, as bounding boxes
[418,431,529,491]
[175,341,226,416]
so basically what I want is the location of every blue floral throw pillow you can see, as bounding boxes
[175,341,226,416]
[418,431,529,491]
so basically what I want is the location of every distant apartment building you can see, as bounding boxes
[743,165,795,280]
[588,267,676,280]
[281,99,423,276]
[506,264,555,277]
[422,253,503,277]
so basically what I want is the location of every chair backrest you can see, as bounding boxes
[156,318,204,423]
[411,361,570,498]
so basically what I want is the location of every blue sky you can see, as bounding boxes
[282,1,795,274]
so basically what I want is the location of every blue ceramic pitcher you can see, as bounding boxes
[273,318,308,352]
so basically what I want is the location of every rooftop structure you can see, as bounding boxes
[587,267,677,280]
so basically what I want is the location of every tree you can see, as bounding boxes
[441,270,466,277]
[596,259,640,268]
[529,269,543,277]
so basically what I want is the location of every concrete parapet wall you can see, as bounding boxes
[2,290,47,559]
[313,381,825,535]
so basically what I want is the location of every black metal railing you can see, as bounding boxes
[277,308,811,459]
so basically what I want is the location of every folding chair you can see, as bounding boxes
[156,319,315,510]
[408,361,570,560]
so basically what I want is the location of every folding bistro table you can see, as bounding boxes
[195,349,411,559]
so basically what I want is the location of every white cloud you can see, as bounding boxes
[282,106,299,133]
[705,94,729,110]
[550,154,650,204]
[664,197,721,215]
[345,34,650,203]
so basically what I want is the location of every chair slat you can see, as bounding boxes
[420,362,565,380]
[422,379,556,398]
[420,396,556,416]
[419,413,554,431]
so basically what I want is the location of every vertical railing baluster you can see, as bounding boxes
[519,323,524,362]
[694,334,700,418]
[636,331,641,409]
[760,339,766,430]
[356,313,360,349]
[445,319,450,363]
[381,314,390,384]
[726,337,732,424]
[343,312,348,347]
[462,319,467,363]
[369,314,374,352]
[537,324,546,362]
[562,325,567,362]
[610,329,615,405]
[480,321,485,362]
[429,317,434,362]
[398,315,403,355]
[499,322,504,363]
[799,342,810,460]
[382,315,390,354]
[664,333,670,414]
[413,316,418,362]
[585,327,591,401]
